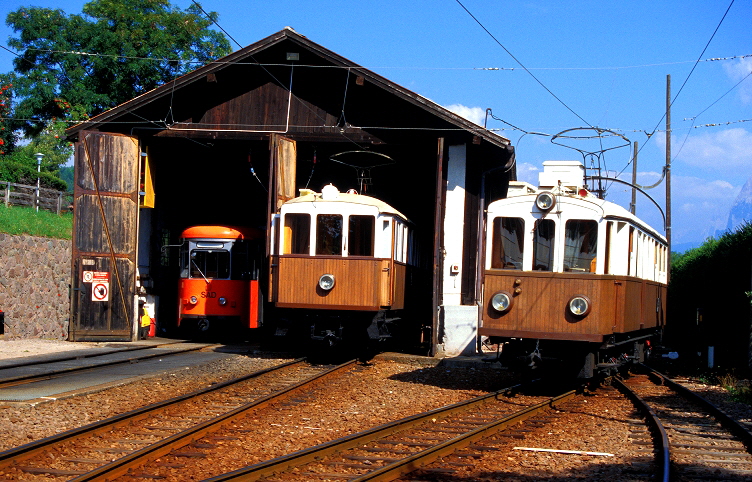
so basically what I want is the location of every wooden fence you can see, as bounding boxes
[1,180,72,215]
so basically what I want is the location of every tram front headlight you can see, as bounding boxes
[189,296,198,305]
[535,191,555,211]
[318,274,336,291]
[568,295,591,317]
[218,297,227,306]
[490,291,512,313]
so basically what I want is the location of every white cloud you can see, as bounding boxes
[671,128,752,170]
[514,162,540,185]
[670,174,741,244]
[723,56,752,104]
[444,104,486,127]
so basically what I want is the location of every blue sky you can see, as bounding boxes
[2,1,750,250]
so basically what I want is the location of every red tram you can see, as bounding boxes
[177,225,264,334]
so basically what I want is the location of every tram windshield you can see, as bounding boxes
[533,219,555,271]
[316,214,343,255]
[348,215,374,256]
[188,250,230,279]
[491,217,524,269]
[564,220,598,272]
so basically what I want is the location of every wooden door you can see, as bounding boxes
[70,131,139,341]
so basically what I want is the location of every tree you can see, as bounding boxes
[0,73,17,154]
[6,0,231,136]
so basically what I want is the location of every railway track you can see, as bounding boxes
[615,366,752,481]
[0,342,218,393]
[0,358,354,481]
[197,381,571,481]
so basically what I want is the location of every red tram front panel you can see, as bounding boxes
[178,278,260,329]
[481,270,666,342]
[273,256,405,311]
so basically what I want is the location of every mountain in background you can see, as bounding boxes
[725,175,752,233]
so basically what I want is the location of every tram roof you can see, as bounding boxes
[180,225,263,240]
[284,188,408,221]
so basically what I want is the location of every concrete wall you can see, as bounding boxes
[0,233,71,339]
[438,144,479,357]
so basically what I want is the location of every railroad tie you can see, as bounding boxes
[19,467,89,476]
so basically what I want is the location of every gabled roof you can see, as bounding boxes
[66,28,510,149]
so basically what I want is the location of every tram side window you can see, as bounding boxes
[190,250,230,279]
[316,214,343,255]
[284,213,310,255]
[491,217,524,269]
[180,243,189,278]
[533,219,555,271]
[564,220,598,272]
[349,215,374,256]
[231,240,257,280]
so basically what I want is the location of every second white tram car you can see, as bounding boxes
[482,161,668,377]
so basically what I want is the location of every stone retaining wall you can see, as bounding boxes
[0,233,71,339]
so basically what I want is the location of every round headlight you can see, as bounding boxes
[318,274,335,291]
[535,192,555,211]
[189,296,198,304]
[490,291,512,313]
[218,297,227,306]
[568,295,591,316]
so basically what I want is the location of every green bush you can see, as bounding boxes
[0,160,68,191]
[668,222,752,373]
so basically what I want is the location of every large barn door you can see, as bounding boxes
[267,134,297,302]
[70,131,139,341]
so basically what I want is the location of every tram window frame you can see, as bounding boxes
[283,213,311,255]
[190,249,230,279]
[532,219,555,271]
[316,214,343,256]
[564,219,598,273]
[491,217,525,270]
[349,215,375,257]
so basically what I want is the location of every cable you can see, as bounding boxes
[190,0,242,49]
[673,68,752,160]
[4,45,750,71]
[454,0,592,128]
[615,0,736,181]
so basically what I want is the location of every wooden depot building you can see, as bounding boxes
[65,28,515,356]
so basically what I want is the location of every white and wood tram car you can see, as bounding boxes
[269,184,417,345]
[481,161,668,377]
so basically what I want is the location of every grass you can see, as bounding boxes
[717,372,752,405]
[0,205,73,239]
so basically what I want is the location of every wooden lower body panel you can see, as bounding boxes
[481,270,666,342]
[273,256,405,311]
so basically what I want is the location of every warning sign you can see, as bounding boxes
[92,282,110,302]
[83,271,109,283]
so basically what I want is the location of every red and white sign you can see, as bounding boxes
[92,282,110,302]
[83,271,109,283]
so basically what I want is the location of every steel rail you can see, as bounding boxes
[612,376,670,482]
[0,358,306,470]
[640,364,752,452]
[206,384,576,481]
[0,343,218,388]
[75,359,356,481]
[0,342,184,371]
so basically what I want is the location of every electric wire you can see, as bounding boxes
[190,0,243,49]
[615,0,736,182]
[673,68,752,160]
[454,0,592,128]
[3,45,750,71]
